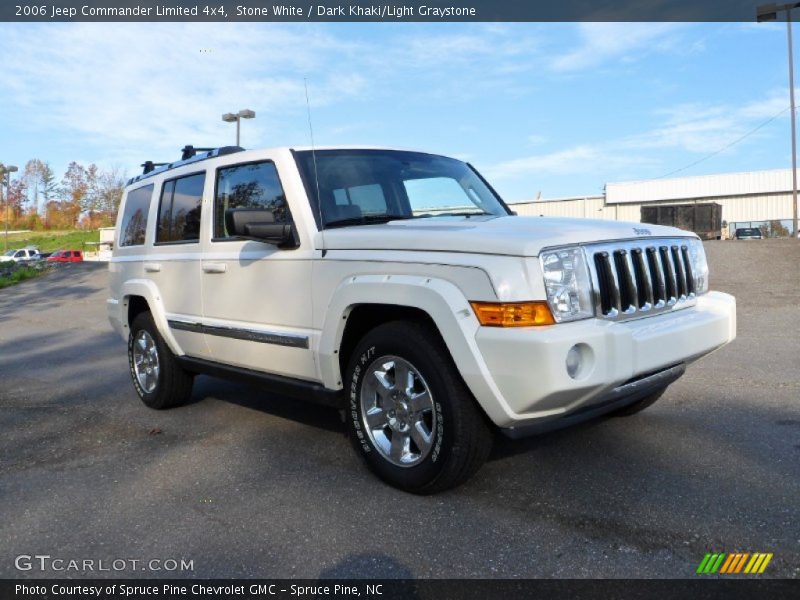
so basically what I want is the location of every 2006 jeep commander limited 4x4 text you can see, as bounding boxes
[108,145,736,493]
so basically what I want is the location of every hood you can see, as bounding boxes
[319,215,693,257]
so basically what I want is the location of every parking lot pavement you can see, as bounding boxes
[1,242,799,579]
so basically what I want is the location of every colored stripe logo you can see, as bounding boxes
[696,552,773,574]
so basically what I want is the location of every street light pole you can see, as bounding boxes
[1,165,18,252]
[222,109,256,146]
[788,14,798,239]
[758,2,800,239]
[0,165,6,253]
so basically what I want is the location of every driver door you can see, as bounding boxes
[200,156,316,381]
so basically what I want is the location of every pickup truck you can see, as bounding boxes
[108,145,736,493]
[0,247,41,263]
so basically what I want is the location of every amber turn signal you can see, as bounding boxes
[470,301,556,327]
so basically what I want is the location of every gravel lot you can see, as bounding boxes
[1,240,798,579]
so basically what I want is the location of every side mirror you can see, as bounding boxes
[225,208,299,249]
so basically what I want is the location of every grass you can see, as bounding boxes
[3,229,100,253]
[0,262,55,290]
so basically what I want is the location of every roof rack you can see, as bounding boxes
[128,145,245,186]
[141,161,168,174]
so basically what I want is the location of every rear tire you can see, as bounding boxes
[344,320,493,494]
[128,311,194,410]
[612,386,668,417]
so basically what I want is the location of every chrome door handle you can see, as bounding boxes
[144,263,161,273]
[203,262,227,274]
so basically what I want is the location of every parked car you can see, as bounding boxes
[47,249,84,262]
[0,247,41,263]
[108,144,737,493]
[734,227,763,240]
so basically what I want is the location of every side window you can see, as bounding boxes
[214,161,290,238]
[157,173,205,243]
[119,184,154,247]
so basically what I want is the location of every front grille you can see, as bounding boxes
[587,238,697,321]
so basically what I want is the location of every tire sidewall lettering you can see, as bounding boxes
[349,345,444,463]
[128,325,158,401]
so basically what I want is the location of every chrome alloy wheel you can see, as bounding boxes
[132,330,160,394]
[360,356,437,467]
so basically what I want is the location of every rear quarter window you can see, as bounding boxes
[119,184,154,247]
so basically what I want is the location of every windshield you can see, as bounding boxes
[294,149,510,228]
[3,250,14,256]
[738,228,760,236]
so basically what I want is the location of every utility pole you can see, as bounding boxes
[758,2,800,239]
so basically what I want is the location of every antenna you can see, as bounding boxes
[304,78,325,255]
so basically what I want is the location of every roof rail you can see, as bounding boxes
[127,145,245,186]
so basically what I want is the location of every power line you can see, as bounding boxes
[655,105,792,179]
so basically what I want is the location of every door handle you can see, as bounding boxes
[203,262,227,274]
[144,263,161,273]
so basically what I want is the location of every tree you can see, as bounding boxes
[41,163,57,205]
[60,162,88,228]
[23,159,46,214]
[3,179,29,227]
[83,163,102,222]
[98,165,126,217]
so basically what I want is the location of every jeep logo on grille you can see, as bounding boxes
[633,227,652,235]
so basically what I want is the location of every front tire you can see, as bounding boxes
[128,311,194,410]
[345,320,493,494]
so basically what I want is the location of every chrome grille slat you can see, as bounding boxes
[671,245,687,300]
[681,245,696,297]
[585,238,698,322]
[646,246,666,308]
[660,245,677,305]
[613,249,637,314]
[594,251,621,316]
[631,248,652,310]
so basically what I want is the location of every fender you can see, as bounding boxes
[120,279,184,356]
[317,274,519,426]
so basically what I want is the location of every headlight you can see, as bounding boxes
[686,238,709,295]
[539,247,594,322]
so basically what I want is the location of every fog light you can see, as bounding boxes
[566,345,582,379]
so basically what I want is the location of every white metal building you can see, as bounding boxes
[510,168,797,234]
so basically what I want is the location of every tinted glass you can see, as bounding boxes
[215,161,289,238]
[157,173,204,243]
[405,177,477,215]
[119,184,154,246]
[334,183,387,215]
[294,150,509,228]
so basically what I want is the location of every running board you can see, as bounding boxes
[177,356,344,409]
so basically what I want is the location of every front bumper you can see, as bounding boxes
[470,291,736,430]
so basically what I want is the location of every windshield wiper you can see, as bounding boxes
[414,211,490,218]
[324,214,412,229]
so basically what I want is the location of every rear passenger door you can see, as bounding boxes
[148,171,209,358]
[200,157,315,381]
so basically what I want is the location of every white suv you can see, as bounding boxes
[108,145,736,493]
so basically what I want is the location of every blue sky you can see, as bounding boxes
[0,22,795,202]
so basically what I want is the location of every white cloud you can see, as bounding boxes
[0,23,367,169]
[485,145,656,180]
[487,89,791,184]
[551,23,689,73]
